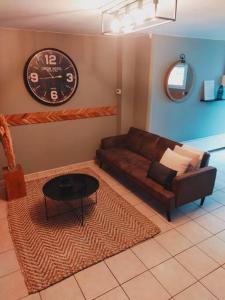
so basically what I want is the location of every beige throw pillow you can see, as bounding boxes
[160,148,192,175]
[174,145,201,170]
[182,145,204,168]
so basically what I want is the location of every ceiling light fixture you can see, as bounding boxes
[101,0,178,35]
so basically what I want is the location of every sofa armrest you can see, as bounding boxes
[101,134,127,149]
[171,166,217,207]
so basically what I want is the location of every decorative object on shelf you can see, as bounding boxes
[101,0,177,35]
[203,80,215,101]
[24,48,79,106]
[0,114,26,200]
[164,54,194,102]
[221,75,225,100]
[217,84,224,100]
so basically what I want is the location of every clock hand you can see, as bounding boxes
[46,70,54,78]
[39,76,53,80]
[39,75,63,79]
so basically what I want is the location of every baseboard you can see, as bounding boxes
[24,160,95,181]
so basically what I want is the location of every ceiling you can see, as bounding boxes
[0,0,225,40]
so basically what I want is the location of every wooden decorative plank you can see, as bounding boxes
[5,106,117,126]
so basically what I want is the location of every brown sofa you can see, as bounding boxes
[96,127,217,221]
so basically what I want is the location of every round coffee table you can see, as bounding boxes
[42,173,99,226]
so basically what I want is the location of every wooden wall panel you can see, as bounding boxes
[5,106,117,126]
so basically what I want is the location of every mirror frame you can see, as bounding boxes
[164,55,194,102]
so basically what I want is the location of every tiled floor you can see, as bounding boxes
[1,150,225,299]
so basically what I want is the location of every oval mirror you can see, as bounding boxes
[165,55,194,102]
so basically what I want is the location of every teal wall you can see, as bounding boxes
[149,35,225,141]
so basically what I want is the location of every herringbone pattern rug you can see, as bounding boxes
[8,167,160,293]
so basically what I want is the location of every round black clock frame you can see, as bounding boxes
[24,48,79,106]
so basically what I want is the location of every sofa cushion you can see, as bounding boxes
[97,148,150,173]
[182,145,204,165]
[125,127,146,154]
[160,148,192,175]
[139,133,160,160]
[154,136,180,161]
[147,161,177,190]
[174,145,202,170]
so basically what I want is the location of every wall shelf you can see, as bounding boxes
[200,99,225,102]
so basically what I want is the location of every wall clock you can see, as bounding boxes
[24,48,79,105]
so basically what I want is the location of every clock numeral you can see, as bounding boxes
[51,90,58,100]
[66,73,74,83]
[45,54,56,65]
[30,72,38,82]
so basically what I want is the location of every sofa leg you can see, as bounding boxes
[166,211,171,222]
[200,197,205,206]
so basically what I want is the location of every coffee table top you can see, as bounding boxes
[43,173,99,201]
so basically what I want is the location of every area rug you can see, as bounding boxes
[8,167,160,293]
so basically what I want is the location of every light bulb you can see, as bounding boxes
[110,17,120,33]
[131,8,145,25]
[121,13,134,33]
[121,13,133,28]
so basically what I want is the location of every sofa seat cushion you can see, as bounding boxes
[98,148,150,172]
[129,166,175,209]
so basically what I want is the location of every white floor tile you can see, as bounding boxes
[195,213,225,234]
[201,267,225,300]
[134,203,156,219]
[0,250,20,277]
[122,192,142,206]
[122,271,170,300]
[198,236,225,264]
[149,215,172,233]
[155,229,192,255]
[0,271,28,300]
[40,276,84,300]
[174,282,217,300]
[212,206,225,221]
[176,221,211,244]
[75,262,118,300]
[22,293,41,300]
[175,246,219,279]
[132,239,171,269]
[96,287,129,300]
[151,258,196,296]
[105,249,146,284]
[179,203,207,219]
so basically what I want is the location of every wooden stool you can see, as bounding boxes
[3,164,26,200]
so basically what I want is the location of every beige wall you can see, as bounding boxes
[0,28,152,175]
[0,28,119,174]
[118,34,152,133]
[133,34,151,129]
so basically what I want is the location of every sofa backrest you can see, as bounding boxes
[125,127,209,167]
[126,127,181,161]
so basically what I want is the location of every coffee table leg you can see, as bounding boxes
[95,191,98,204]
[81,197,84,226]
[44,196,48,220]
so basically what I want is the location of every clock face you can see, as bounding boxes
[24,48,79,105]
